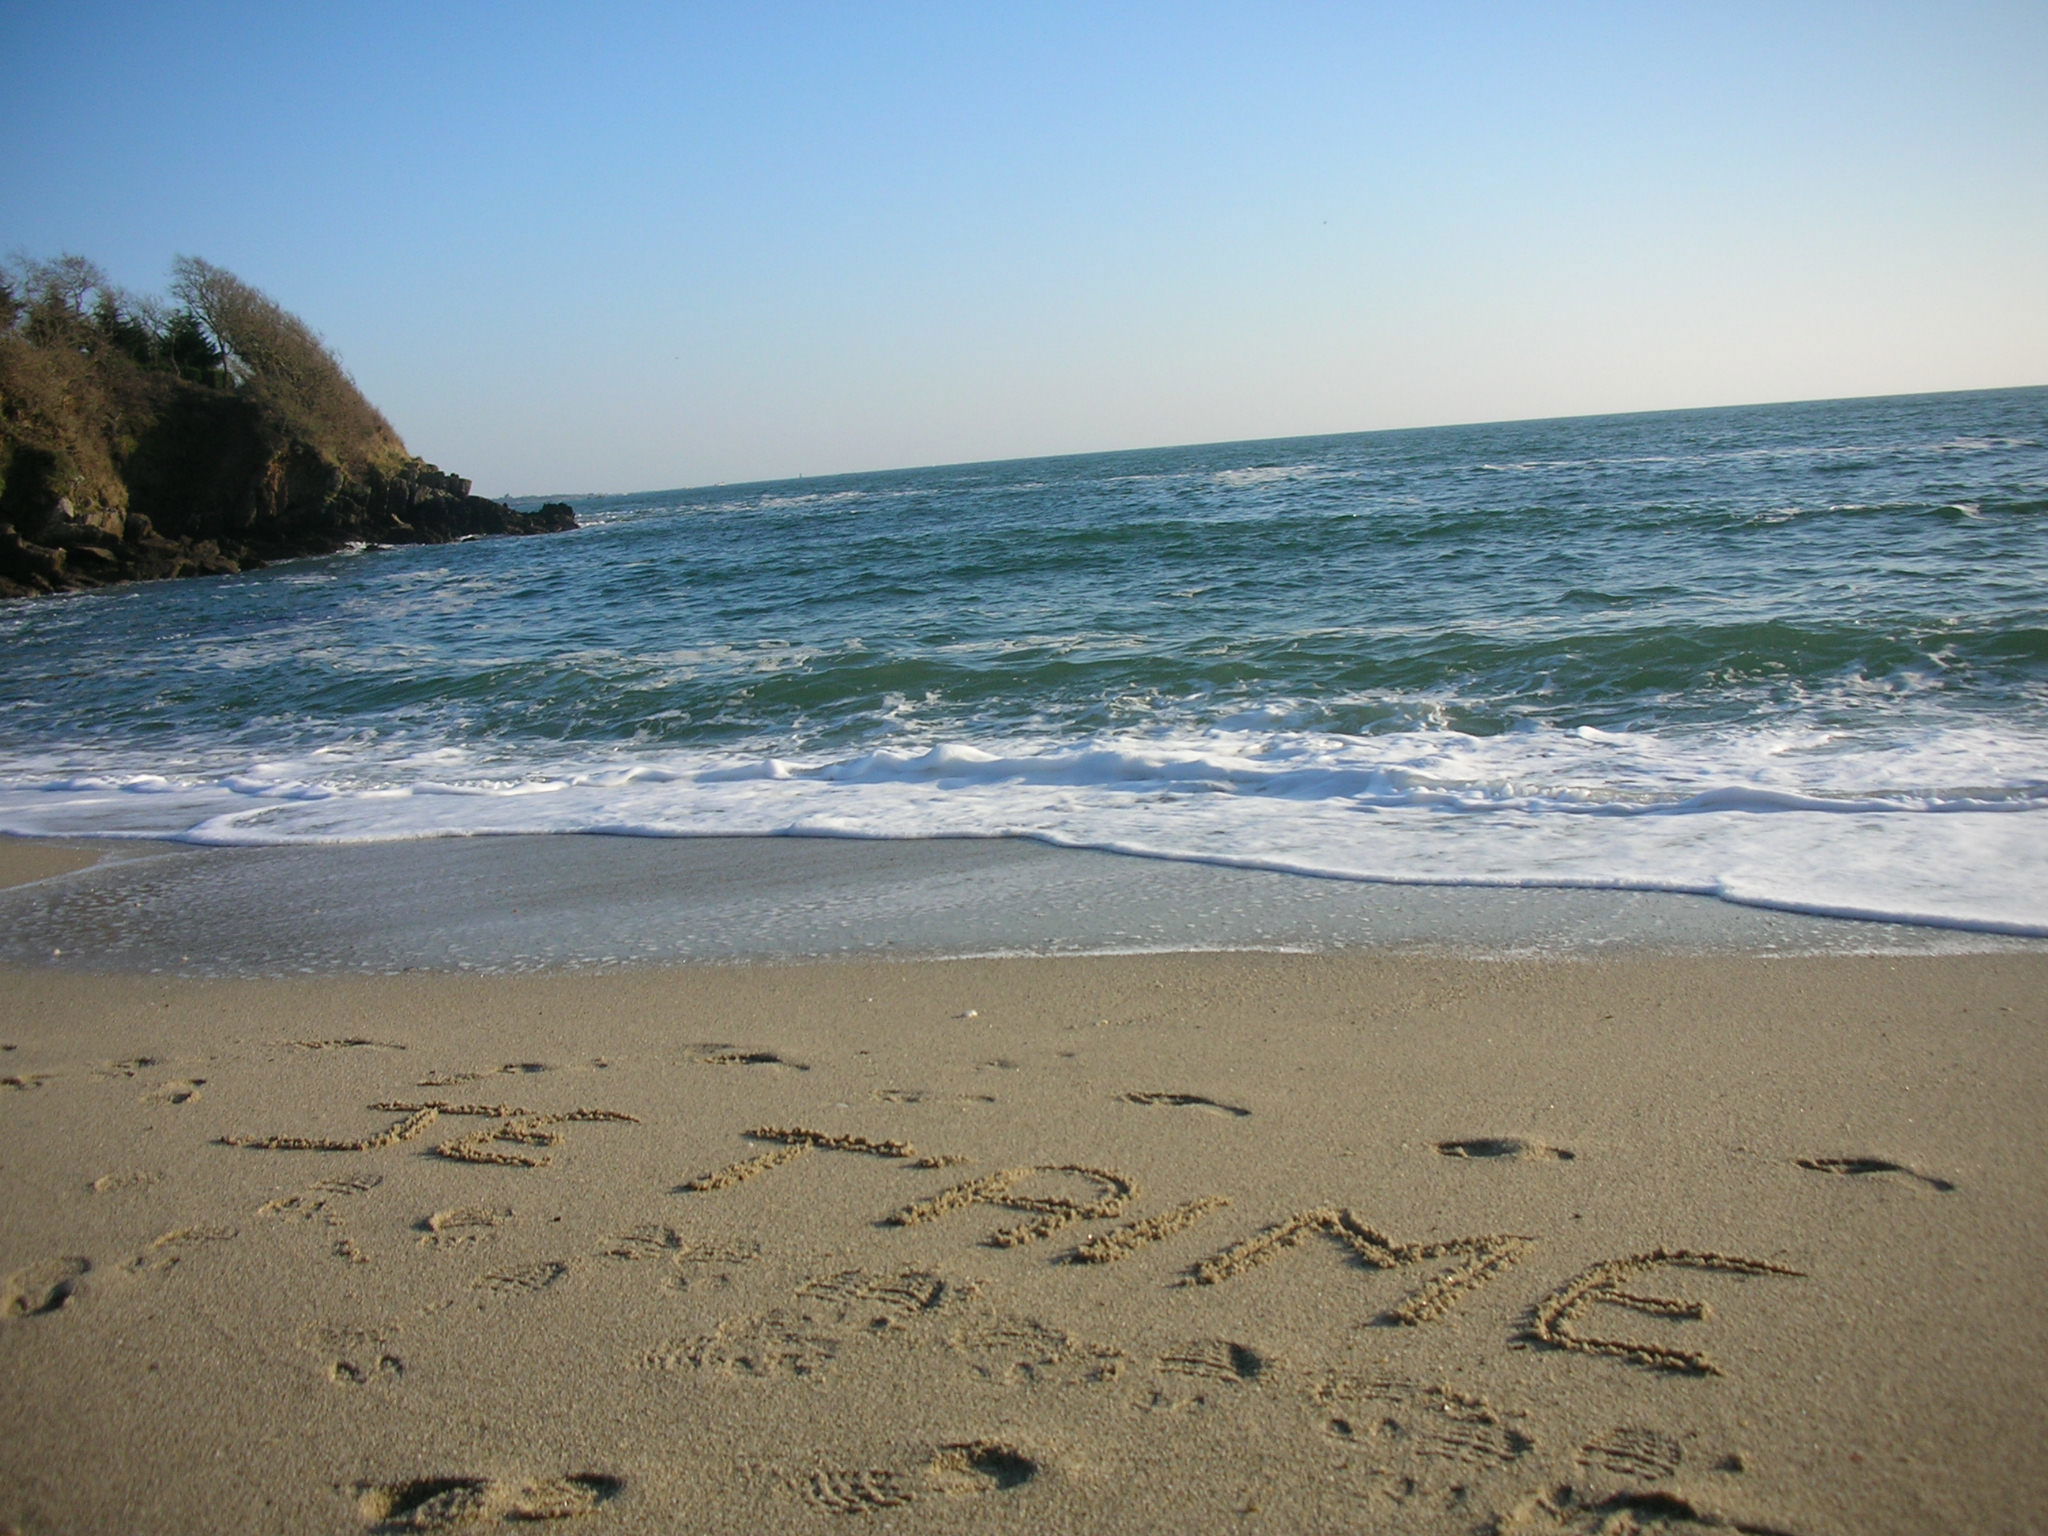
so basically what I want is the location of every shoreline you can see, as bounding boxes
[2,834,2044,1533]
[3,832,2041,978]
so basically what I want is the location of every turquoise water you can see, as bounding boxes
[3,386,2044,932]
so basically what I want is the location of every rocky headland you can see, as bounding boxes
[0,255,575,599]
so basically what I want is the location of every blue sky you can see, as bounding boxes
[6,1,2043,494]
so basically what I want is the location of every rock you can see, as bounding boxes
[0,446,578,600]
[2,328,576,600]
[0,529,66,594]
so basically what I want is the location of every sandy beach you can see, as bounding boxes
[2,837,2044,1535]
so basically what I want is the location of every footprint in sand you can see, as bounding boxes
[1159,1337,1271,1384]
[261,1172,384,1221]
[418,1207,514,1250]
[801,1467,918,1515]
[599,1223,685,1260]
[1136,1337,1272,1411]
[472,1261,569,1297]
[288,1038,408,1052]
[949,1313,1126,1387]
[126,1225,237,1273]
[355,1474,621,1529]
[261,1173,383,1264]
[796,1442,1038,1516]
[1437,1137,1575,1161]
[141,1078,206,1106]
[1,1073,53,1090]
[3,1257,89,1317]
[93,1056,163,1080]
[90,1169,163,1193]
[923,1442,1039,1497]
[331,1356,405,1387]
[1576,1426,1685,1482]
[796,1268,968,1333]
[1795,1155,1954,1192]
[654,1266,966,1380]
[664,1240,761,1291]
[1494,1485,1788,1533]
[598,1224,761,1281]
[650,1310,844,1379]
[303,1324,405,1388]
[1119,1091,1251,1118]
[695,1047,808,1071]
[1316,1376,1534,1505]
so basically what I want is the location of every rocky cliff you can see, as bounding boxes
[0,255,576,599]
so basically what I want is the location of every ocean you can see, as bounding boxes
[2,386,2044,937]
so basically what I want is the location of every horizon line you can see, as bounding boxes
[501,379,2047,504]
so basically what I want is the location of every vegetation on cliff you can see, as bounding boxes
[0,254,573,598]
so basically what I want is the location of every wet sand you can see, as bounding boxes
[1,837,2043,1534]
[0,833,2029,975]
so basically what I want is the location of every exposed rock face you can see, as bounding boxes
[0,308,576,599]
[0,390,576,599]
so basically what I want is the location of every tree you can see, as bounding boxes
[160,308,226,386]
[168,255,400,465]
[7,253,112,349]
[90,289,157,366]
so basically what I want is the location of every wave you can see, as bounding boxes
[4,724,2044,936]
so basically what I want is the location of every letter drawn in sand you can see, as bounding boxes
[220,1099,637,1168]
[1527,1249,1805,1376]
[221,1104,448,1153]
[1188,1208,1532,1325]
[678,1139,811,1191]
[1065,1195,1232,1264]
[677,1125,963,1194]
[428,1107,639,1168]
[886,1166,1135,1247]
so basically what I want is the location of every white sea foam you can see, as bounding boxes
[4,721,2043,936]
[1211,465,1320,489]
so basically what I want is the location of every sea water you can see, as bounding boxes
[2,387,2043,935]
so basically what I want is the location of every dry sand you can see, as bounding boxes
[1,841,2044,1534]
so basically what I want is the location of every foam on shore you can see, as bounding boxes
[5,720,2045,937]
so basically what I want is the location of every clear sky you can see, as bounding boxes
[5,1,2044,494]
